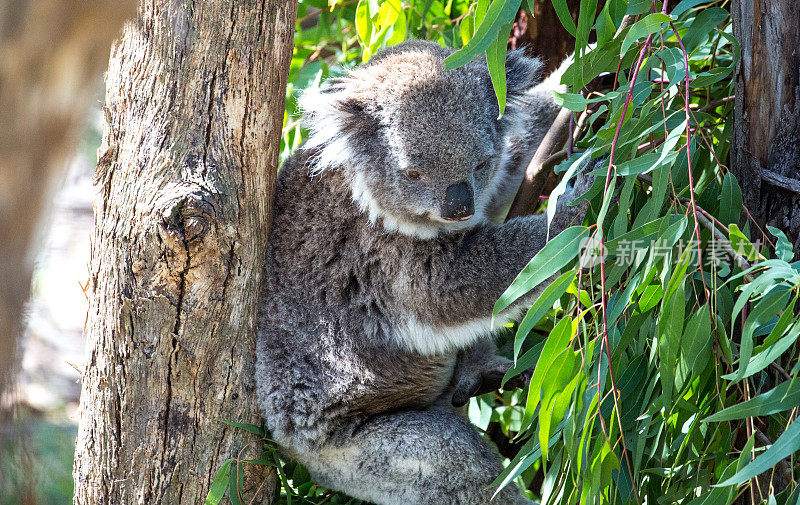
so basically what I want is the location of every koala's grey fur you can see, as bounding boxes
[256,40,591,505]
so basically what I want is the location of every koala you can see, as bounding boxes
[256,40,591,505]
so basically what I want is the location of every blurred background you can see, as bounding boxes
[0,1,135,501]
[2,108,99,504]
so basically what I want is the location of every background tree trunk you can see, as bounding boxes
[510,0,581,73]
[0,0,135,413]
[72,1,297,504]
[732,0,800,252]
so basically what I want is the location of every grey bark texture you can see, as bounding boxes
[72,1,297,504]
[732,0,800,252]
[0,0,135,412]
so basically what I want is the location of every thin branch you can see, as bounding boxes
[507,107,573,219]
[614,14,638,36]
[595,9,665,500]
[568,112,575,156]
[573,107,594,144]
[770,362,792,382]
[669,20,712,317]
[695,95,734,114]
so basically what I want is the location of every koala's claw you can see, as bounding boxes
[451,364,533,407]
[504,367,534,391]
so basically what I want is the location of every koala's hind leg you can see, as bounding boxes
[304,409,534,505]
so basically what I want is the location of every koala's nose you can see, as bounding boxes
[441,182,474,222]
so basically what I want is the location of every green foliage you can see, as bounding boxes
[476,1,800,503]
[213,0,800,503]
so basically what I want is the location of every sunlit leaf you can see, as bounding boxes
[487,21,513,116]
[511,269,577,362]
[444,0,522,69]
[204,459,232,505]
[705,377,800,422]
[620,13,670,56]
[553,91,588,111]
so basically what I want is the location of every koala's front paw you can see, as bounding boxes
[451,362,533,407]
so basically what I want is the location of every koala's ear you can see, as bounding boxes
[299,76,374,171]
[300,77,368,125]
[499,50,546,135]
[504,49,544,98]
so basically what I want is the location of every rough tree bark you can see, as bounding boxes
[72,1,297,504]
[0,0,135,411]
[732,0,800,252]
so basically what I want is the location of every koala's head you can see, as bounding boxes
[301,40,544,238]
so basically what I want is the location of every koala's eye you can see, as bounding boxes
[475,161,488,172]
[406,169,424,181]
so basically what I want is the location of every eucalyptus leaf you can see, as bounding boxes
[620,14,670,57]
[204,459,233,505]
[551,0,577,36]
[487,21,513,116]
[768,226,794,262]
[512,270,577,361]
[705,378,800,422]
[553,91,589,111]
[719,172,742,226]
[444,0,522,69]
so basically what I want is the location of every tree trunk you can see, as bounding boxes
[510,0,581,73]
[72,1,297,504]
[732,0,800,252]
[0,0,135,411]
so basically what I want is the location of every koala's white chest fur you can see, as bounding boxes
[395,316,495,355]
[393,307,525,355]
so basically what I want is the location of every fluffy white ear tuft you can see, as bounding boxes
[300,77,367,174]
